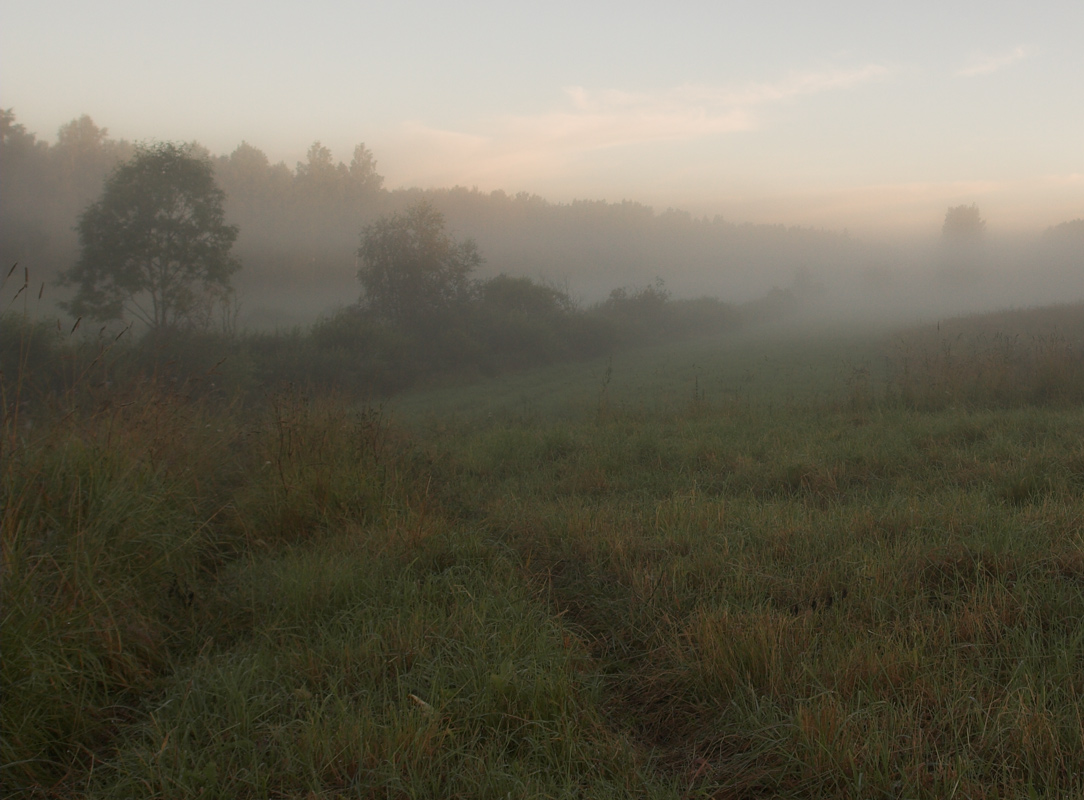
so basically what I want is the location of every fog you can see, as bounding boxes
[2,110,1082,335]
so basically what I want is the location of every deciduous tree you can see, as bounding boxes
[60,142,240,331]
[357,202,481,327]
[942,204,986,239]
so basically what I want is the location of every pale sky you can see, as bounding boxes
[2,0,1082,235]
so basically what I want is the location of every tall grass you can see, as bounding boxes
[3,379,227,788]
[887,303,1084,409]
[7,299,1084,797]
[460,403,1084,797]
[1,356,418,792]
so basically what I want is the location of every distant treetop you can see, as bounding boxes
[942,204,986,239]
[1044,219,1084,240]
[60,142,241,331]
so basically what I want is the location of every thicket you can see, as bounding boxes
[4,229,743,402]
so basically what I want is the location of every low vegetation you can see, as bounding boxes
[2,264,742,403]
[886,303,1084,409]
[5,301,1084,797]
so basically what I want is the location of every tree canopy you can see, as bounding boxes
[61,142,240,331]
[942,204,986,239]
[357,202,481,327]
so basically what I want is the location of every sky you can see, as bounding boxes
[2,0,1082,236]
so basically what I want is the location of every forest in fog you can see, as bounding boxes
[5,110,1081,333]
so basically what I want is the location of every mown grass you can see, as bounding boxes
[5,304,1084,797]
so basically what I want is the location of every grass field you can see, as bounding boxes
[5,307,1084,797]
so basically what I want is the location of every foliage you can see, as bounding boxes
[1,112,134,289]
[588,279,739,345]
[1044,218,1084,241]
[59,143,240,332]
[348,143,383,192]
[2,110,886,329]
[601,278,672,318]
[942,203,986,239]
[5,263,740,407]
[478,273,574,316]
[357,201,481,328]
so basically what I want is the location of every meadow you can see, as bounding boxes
[4,306,1084,798]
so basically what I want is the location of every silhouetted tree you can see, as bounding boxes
[1,108,46,163]
[357,201,481,327]
[295,142,344,202]
[53,116,109,191]
[1041,219,1084,274]
[940,203,987,278]
[60,142,240,331]
[942,204,986,239]
[348,143,383,195]
[1044,219,1084,242]
[0,110,51,266]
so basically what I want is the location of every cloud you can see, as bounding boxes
[957,46,1028,77]
[384,64,891,187]
[545,64,891,148]
[709,64,892,106]
[549,64,891,144]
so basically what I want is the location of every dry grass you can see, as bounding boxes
[887,303,1084,409]
[6,303,1084,797]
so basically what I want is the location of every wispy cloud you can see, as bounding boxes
[386,64,891,186]
[541,64,892,149]
[957,46,1028,77]
[551,64,891,145]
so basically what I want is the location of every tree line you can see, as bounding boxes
[4,109,1082,397]
[2,109,903,327]
[1,111,387,321]
[4,136,745,397]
